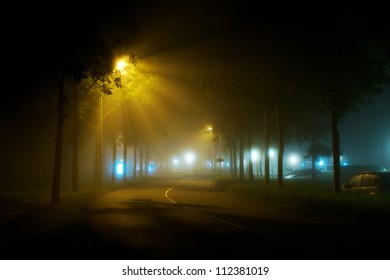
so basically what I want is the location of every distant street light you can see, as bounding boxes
[185,152,195,174]
[251,149,260,176]
[287,153,300,170]
[216,132,224,176]
[269,149,275,177]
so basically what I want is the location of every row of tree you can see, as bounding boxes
[187,8,390,193]
[31,5,390,204]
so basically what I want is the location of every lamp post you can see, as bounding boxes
[204,126,223,177]
[203,127,213,174]
[216,131,223,176]
[96,57,129,188]
[97,93,103,188]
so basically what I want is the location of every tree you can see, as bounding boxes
[46,8,128,201]
[307,17,387,193]
[290,93,332,180]
[304,141,332,179]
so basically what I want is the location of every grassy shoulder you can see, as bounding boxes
[221,178,390,228]
[0,187,111,259]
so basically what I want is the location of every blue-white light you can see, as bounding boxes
[148,164,155,174]
[116,162,124,175]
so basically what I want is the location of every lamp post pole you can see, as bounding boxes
[204,126,224,177]
[97,94,103,188]
[218,132,222,176]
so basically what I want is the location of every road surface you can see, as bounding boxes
[87,177,389,260]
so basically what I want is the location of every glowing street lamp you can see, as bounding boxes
[185,152,195,174]
[251,149,260,176]
[171,157,179,174]
[251,150,259,161]
[269,149,275,176]
[185,153,195,164]
[116,160,124,175]
[115,59,128,73]
[287,153,300,170]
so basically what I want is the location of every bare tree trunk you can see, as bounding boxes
[123,139,128,184]
[259,151,263,176]
[239,129,245,180]
[71,90,80,193]
[51,76,65,204]
[95,95,103,188]
[310,138,317,180]
[133,144,137,180]
[247,125,254,182]
[232,138,237,178]
[275,98,284,188]
[140,143,144,177]
[311,153,316,179]
[229,145,234,178]
[145,145,150,177]
[264,109,270,187]
[331,109,341,193]
[111,138,117,184]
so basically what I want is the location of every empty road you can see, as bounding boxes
[87,177,389,260]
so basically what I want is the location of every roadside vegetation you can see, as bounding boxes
[0,187,110,258]
[222,178,390,229]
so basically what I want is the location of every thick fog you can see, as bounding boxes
[2,1,390,194]
[340,88,390,169]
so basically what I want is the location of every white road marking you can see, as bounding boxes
[165,179,243,229]
[164,178,330,256]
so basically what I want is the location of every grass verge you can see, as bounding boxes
[0,187,111,259]
[222,179,390,228]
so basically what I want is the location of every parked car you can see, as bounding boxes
[320,164,388,182]
[341,171,390,195]
[339,164,388,183]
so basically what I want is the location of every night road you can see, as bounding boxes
[2,2,390,279]
[86,178,390,260]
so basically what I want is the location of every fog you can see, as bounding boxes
[340,88,390,168]
[1,80,388,192]
[2,2,390,193]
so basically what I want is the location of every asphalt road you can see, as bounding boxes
[87,177,390,260]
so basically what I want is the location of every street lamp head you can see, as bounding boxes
[203,126,213,134]
[115,56,129,74]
